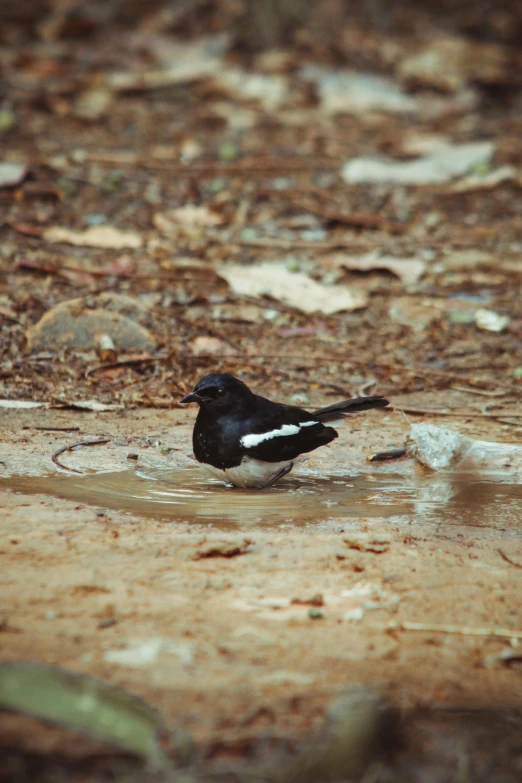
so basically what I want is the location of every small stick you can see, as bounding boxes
[392,406,522,419]
[51,439,110,474]
[85,354,164,379]
[23,426,81,432]
[388,620,521,640]
[498,549,522,570]
[367,447,407,463]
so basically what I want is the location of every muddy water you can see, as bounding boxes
[1,466,522,528]
[0,467,411,526]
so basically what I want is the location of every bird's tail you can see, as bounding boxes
[313,395,389,422]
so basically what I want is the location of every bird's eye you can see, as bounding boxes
[216,388,226,397]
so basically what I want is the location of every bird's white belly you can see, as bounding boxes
[203,457,294,489]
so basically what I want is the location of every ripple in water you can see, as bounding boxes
[1,467,521,529]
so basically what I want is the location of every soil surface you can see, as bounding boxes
[2,406,522,780]
[2,1,522,780]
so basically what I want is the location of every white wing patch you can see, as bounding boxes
[240,421,319,449]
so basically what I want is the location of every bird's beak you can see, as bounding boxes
[180,391,201,404]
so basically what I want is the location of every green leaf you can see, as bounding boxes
[0,663,165,763]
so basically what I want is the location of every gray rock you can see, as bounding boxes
[27,293,156,352]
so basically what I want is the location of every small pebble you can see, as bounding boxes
[216,141,240,162]
[447,309,474,325]
[99,169,124,193]
[0,109,16,133]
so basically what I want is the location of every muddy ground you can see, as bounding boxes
[2,1,522,780]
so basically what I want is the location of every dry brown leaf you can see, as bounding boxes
[43,225,143,250]
[193,538,253,559]
[216,262,368,315]
[344,536,391,553]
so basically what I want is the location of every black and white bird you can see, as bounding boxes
[180,373,389,489]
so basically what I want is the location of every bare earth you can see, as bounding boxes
[2,403,522,777]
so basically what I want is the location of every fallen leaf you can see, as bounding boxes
[330,251,426,286]
[0,400,48,409]
[291,593,324,607]
[474,308,509,333]
[189,335,237,356]
[104,639,194,668]
[301,66,417,114]
[74,86,113,120]
[43,225,143,249]
[107,35,227,91]
[343,536,391,553]
[216,262,368,315]
[398,35,509,92]
[342,141,494,185]
[449,165,519,192]
[0,662,165,762]
[0,162,28,188]
[153,205,223,233]
[219,68,288,110]
[389,296,447,331]
[193,538,253,559]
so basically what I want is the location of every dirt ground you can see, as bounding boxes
[2,1,522,780]
[2,405,522,780]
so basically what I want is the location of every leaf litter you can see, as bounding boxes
[3,4,522,780]
[216,262,368,314]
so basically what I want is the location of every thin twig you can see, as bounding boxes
[85,354,166,379]
[286,197,408,234]
[391,406,522,419]
[84,150,339,172]
[51,439,110,474]
[233,236,369,251]
[498,549,522,569]
[388,620,521,640]
[367,448,407,463]
[451,386,510,398]
[23,426,81,432]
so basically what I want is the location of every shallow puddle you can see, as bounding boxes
[0,467,412,526]
[1,466,522,528]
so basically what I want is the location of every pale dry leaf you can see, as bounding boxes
[74,87,113,120]
[301,66,417,115]
[474,308,509,333]
[216,263,368,315]
[218,68,288,110]
[449,165,519,193]
[189,336,237,356]
[44,225,142,250]
[330,252,426,286]
[153,205,223,234]
[0,400,48,409]
[342,141,494,185]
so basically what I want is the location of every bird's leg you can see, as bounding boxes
[261,462,294,489]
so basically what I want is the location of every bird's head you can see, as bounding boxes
[180,373,254,414]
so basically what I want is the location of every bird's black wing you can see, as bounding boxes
[238,398,337,463]
[313,395,389,422]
